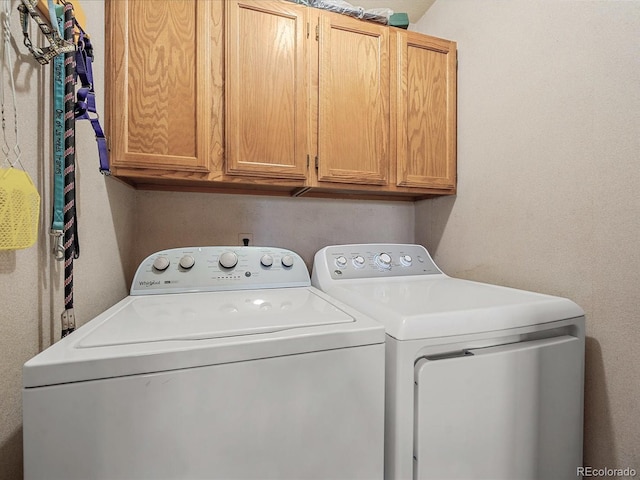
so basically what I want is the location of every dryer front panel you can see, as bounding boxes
[413,335,583,480]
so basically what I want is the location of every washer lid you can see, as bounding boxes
[321,276,584,340]
[23,287,384,388]
[78,288,352,347]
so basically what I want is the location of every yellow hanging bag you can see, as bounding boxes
[0,0,40,250]
[0,167,40,250]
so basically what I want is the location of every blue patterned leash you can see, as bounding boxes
[51,1,65,259]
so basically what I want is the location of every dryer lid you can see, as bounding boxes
[322,276,584,340]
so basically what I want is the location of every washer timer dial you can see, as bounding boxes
[219,251,238,269]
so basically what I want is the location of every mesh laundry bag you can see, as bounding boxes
[0,167,40,250]
[0,0,39,250]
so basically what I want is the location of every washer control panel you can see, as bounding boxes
[314,244,442,280]
[131,246,309,295]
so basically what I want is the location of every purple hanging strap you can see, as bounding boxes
[74,24,110,175]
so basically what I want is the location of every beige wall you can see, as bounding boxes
[5,0,634,478]
[0,2,136,479]
[133,191,414,276]
[414,0,640,473]
[0,3,414,479]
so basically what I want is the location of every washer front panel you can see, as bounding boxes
[24,343,385,479]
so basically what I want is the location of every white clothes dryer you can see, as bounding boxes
[312,244,585,480]
[23,246,385,480]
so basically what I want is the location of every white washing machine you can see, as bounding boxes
[312,244,585,480]
[23,246,385,480]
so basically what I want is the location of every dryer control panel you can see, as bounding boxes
[312,244,443,281]
[131,247,309,295]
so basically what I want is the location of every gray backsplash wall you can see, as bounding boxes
[133,191,415,280]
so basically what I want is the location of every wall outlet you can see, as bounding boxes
[238,233,253,246]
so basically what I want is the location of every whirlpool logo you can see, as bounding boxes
[138,280,160,287]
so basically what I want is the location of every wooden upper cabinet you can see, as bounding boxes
[394,31,457,189]
[106,0,222,173]
[315,11,390,186]
[105,0,457,198]
[225,1,308,180]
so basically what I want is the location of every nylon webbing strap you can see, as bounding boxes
[74,24,110,174]
[17,0,74,65]
[62,1,77,337]
[50,3,65,258]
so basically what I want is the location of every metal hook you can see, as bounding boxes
[51,231,64,260]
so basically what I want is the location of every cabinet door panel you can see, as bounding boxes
[317,13,389,185]
[107,0,215,172]
[226,1,307,180]
[396,32,456,189]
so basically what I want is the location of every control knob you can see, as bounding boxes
[219,251,238,269]
[281,254,294,268]
[152,256,170,272]
[353,255,366,268]
[179,255,195,270]
[261,254,274,267]
[400,254,412,266]
[375,253,392,270]
[335,256,348,268]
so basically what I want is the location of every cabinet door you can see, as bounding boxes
[316,12,389,186]
[226,1,308,180]
[395,31,456,189]
[107,0,220,172]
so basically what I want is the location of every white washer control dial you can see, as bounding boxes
[179,255,195,270]
[400,254,412,266]
[335,256,348,268]
[281,254,294,268]
[375,253,392,270]
[152,256,170,272]
[219,251,238,269]
[260,254,274,267]
[353,255,366,268]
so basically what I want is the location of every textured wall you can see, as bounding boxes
[134,191,414,277]
[0,2,136,479]
[0,4,416,479]
[414,0,640,474]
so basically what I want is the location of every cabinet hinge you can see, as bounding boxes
[307,22,309,39]
[306,154,310,168]
[315,156,318,170]
[315,25,319,41]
